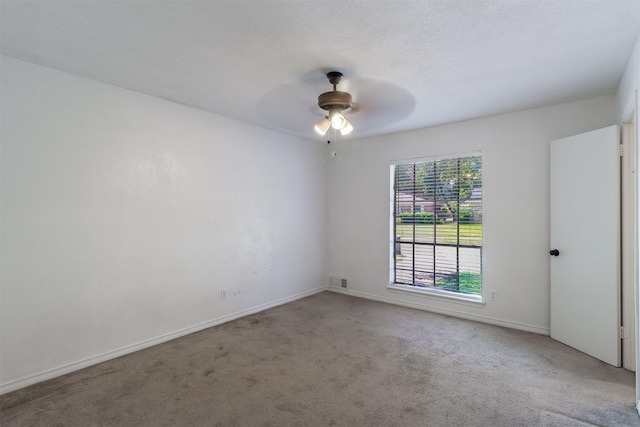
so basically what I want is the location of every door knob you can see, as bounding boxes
[549,249,560,256]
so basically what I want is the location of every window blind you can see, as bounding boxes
[393,155,482,295]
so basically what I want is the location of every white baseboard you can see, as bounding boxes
[0,287,327,395]
[328,287,550,336]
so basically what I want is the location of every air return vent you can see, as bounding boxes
[330,277,348,288]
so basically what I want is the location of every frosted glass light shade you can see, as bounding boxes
[314,117,331,135]
[330,111,346,129]
[340,120,353,136]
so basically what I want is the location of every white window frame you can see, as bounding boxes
[388,152,484,305]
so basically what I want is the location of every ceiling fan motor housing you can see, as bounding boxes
[317,90,352,111]
[318,71,351,111]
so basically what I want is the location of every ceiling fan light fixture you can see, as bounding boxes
[315,116,331,135]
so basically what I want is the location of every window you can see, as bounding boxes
[391,154,482,296]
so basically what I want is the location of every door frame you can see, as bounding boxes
[621,89,639,413]
[622,114,636,372]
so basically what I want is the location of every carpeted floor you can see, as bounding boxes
[1,291,638,426]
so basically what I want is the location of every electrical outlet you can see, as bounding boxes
[221,289,227,300]
[490,290,497,301]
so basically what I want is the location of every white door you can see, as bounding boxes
[550,125,620,367]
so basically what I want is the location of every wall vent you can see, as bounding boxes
[330,277,348,288]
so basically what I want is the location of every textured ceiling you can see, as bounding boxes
[2,1,639,141]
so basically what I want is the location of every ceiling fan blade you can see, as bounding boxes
[256,75,415,138]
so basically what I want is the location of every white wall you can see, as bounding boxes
[0,56,327,392]
[618,31,640,120]
[326,95,617,334]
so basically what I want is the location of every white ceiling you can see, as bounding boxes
[2,1,639,142]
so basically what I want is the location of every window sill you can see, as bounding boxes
[387,283,485,307]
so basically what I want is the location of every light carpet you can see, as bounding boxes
[1,292,637,426]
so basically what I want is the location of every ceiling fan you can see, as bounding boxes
[314,71,353,136]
